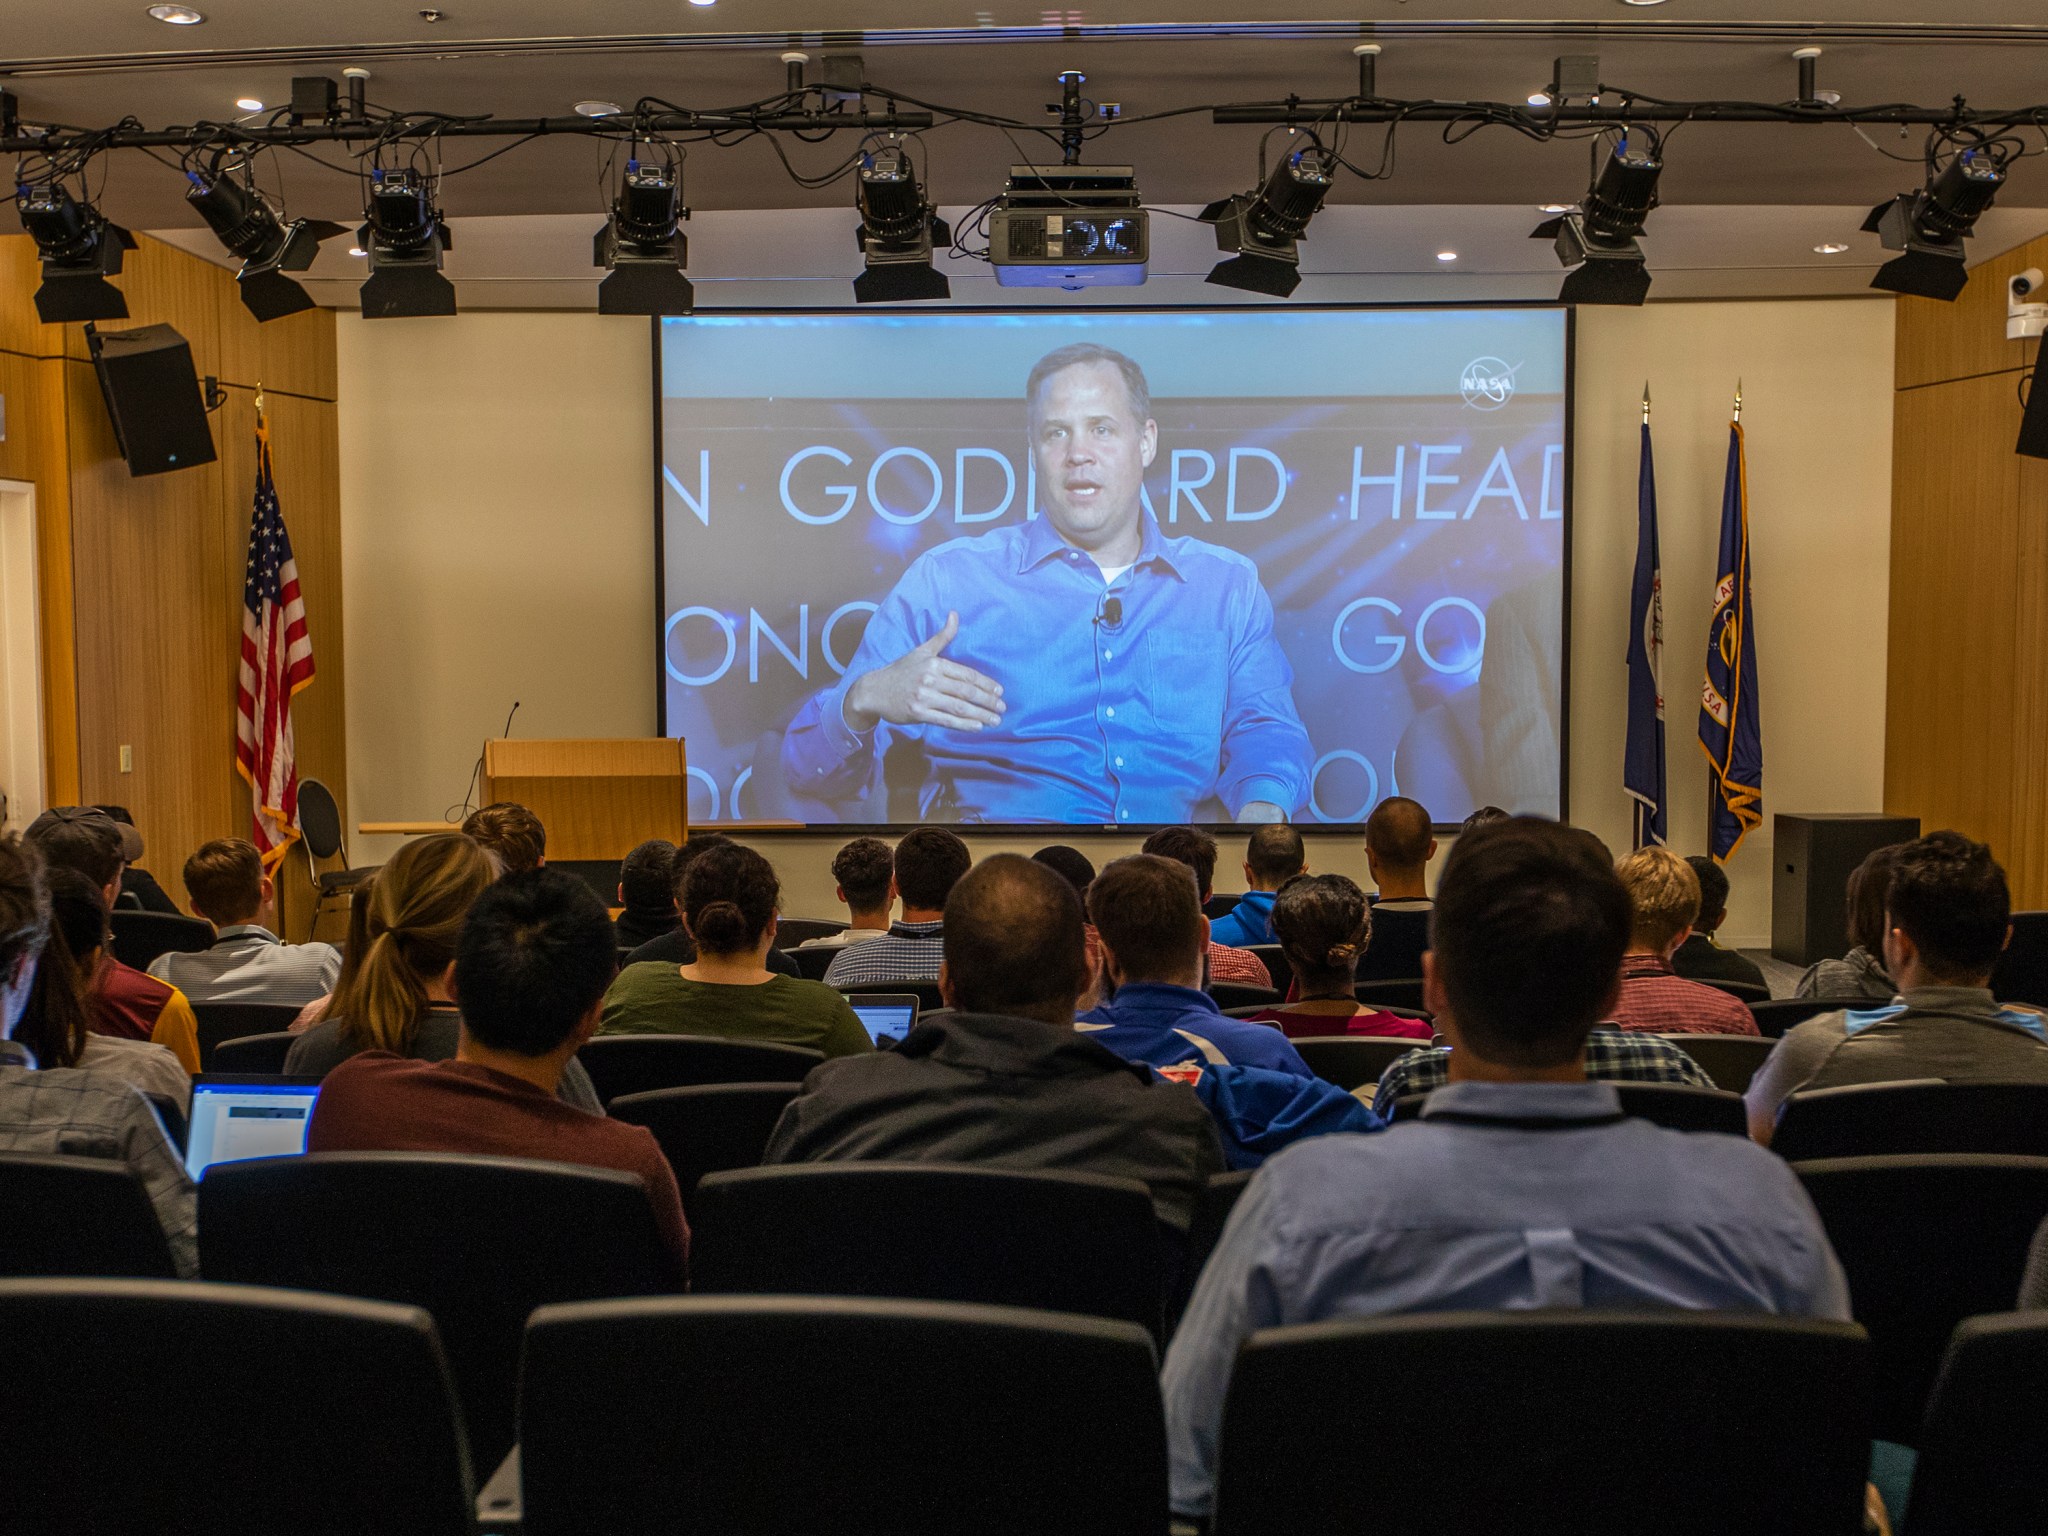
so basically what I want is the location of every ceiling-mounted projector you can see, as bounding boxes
[988,165,1148,288]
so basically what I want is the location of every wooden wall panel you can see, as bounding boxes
[55,235,230,381]
[1895,236,2047,391]
[2010,455,2048,908]
[0,238,62,359]
[216,299,338,400]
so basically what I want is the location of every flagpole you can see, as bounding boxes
[1708,380,1743,857]
[1639,379,1651,852]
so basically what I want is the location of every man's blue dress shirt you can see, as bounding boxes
[780,513,1313,822]
[1208,890,1279,948]
[1160,1080,1852,1517]
[1076,982,1311,1077]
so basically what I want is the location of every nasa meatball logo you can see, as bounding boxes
[1460,356,1520,411]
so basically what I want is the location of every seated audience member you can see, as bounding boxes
[612,839,681,951]
[1795,844,1901,1002]
[603,842,871,1057]
[1671,855,1769,993]
[308,869,688,1277]
[37,871,191,1102]
[25,807,201,1070]
[1746,831,2048,1141]
[289,881,374,1034]
[764,854,1225,1227]
[1138,828,1273,989]
[1609,848,1758,1036]
[1162,818,1850,1522]
[460,801,547,874]
[824,827,972,986]
[1030,845,1096,899]
[1077,856,1314,1076]
[0,834,196,1276]
[797,837,897,950]
[91,804,179,914]
[1247,875,1434,1042]
[149,838,342,1006]
[1462,804,1511,832]
[1209,825,1307,948]
[1360,797,1437,981]
[622,834,801,978]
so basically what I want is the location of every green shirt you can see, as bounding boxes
[599,964,874,1059]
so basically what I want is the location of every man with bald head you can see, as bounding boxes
[1360,796,1438,982]
[763,853,1223,1226]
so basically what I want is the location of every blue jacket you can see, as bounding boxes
[1184,1062,1382,1170]
[1077,982,1311,1077]
[1208,891,1279,949]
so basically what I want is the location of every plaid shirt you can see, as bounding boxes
[823,920,946,986]
[0,1042,197,1276]
[1368,1025,1715,1119]
[1610,954,1760,1036]
[1207,941,1274,989]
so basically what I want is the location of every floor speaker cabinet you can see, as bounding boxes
[85,322,219,477]
[1771,813,1921,966]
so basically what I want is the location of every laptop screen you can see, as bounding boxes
[184,1079,321,1180]
[846,998,918,1046]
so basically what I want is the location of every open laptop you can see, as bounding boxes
[843,994,920,1048]
[183,1076,323,1181]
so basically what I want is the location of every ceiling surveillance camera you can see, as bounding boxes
[2013,268,2044,299]
[2008,267,2047,340]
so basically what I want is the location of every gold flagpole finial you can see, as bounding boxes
[254,381,266,420]
[1732,379,1743,423]
[1641,382,1651,425]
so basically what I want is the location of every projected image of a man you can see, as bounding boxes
[780,342,1312,824]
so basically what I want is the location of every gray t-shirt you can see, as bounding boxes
[284,1007,602,1113]
[1793,946,1894,1002]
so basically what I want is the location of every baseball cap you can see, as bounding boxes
[26,806,130,863]
[90,805,146,863]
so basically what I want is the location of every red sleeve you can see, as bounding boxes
[624,1127,692,1284]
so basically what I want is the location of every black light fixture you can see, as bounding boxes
[185,159,345,322]
[1864,144,2007,303]
[15,181,137,323]
[358,167,455,319]
[1201,138,1336,298]
[853,144,950,303]
[1534,129,1661,306]
[594,158,694,315]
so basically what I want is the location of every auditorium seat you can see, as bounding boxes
[1208,982,1280,1010]
[1992,910,2048,1009]
[141,1091,188,1155]
[1391,1083,1748,1135]
[1355,977,1428,1010]
[1244,944,1291,997]
[841,977,945,1011]
[106,909,212,972]
[298,777,379,938]
[788,945,835,980]
[191,1001,306,1069]
[208,1030,298,1075]
[1698,976,1772,1005]
[0,1152,176,1278]
[1292,1035,1426,1093]
[1171,1169,1255,1326]
[1659,1033,1777,1093]
[1793,1154,2048,1444]
[775,917,848,947]
[576,1034,822,1104]
[606,1082,801,1220]
[1748,997,1864,1039]
[1772,1080,2048,1161]
[692,1163,1168,1339]
[199,1151,677,1464]
[1204,893,1244,921]
[0,1278,474,1536]
[513,1296,1167,1536]
[1210,1310,1870,1536]
[1902,1311,2048,1536]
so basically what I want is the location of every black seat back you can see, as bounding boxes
[693,1163,1166,1338]
[0,1152,175,1278]
[519,1296,1165,1536]
[774,918,848,947]
[209,1030,298,1075]
[1749,997,1863,1038]
[106,910,213,971]
[1904,1310,2048,1536]
[199,1151,675,1463]
[1355,976,1427,1010]
[789,945,835,980]
[0,1278,474,1536]
[1775,1080,2048,1161]
[606,1083,801,1221]
[192,1001,307,1069]
[1214,1310,1871,1536]
[1794,1154,2048,1443]
[1699,976,1772,1004]
[297,777,345,861]
[1244,944,1291,997]
[1291,1035,1426,1092]
[1992,911,2048,1008]
[576,1034,821,1104]
[1207,982,1279,1010]
[1660,1033,1777,1093]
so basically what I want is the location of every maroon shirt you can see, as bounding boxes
[1248,1005,1437,1042]
[89,956,179,1041]
[308,1052,690,1276]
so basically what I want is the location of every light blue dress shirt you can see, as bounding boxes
[1160,1080,1852,1517]
[780,512,1312,823]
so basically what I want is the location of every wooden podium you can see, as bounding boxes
[480,739,688,860]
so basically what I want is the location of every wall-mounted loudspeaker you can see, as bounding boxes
[85,322,219,477]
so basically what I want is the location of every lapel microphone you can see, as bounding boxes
[1098,595,1124,628]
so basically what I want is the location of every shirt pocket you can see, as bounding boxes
[1143,631,1230,739]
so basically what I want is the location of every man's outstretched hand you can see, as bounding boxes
[843,611,1008,734]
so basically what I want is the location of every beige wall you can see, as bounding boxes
[339,299,1896,945]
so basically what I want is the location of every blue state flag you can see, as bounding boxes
[1698,422,1763,861]
[1624,420,1666,848]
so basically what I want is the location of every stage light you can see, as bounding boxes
[185,162,345,321]
[357,167,455,318]
[1864,145,2007,302]
[1533,130,1661,306]
[853,144,951,303]
[15,182,137,323]
[1200,139,1336,298]
[594,160,694,315]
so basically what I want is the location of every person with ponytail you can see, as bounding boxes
[0,832,197,1275]
[601,840,871,1057]
[1248,874,1435,1042]
[34,868,191,1102]
[285,834,604,1110]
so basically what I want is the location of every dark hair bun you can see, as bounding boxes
[681,841,780,956]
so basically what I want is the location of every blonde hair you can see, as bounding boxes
[336,833,494,1054]
[1615,846,1702,952]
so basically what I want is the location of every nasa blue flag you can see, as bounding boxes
[1623,419,1666,848]
[1698,422,1763,861]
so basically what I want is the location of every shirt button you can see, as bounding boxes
[1104,648,1113,659]
[1119,809,1129,820]
[1115,756,1125,768]
[1106,707,1116,719]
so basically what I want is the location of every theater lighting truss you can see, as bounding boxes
[595,144,694,315]
[358,161,455,319]
[1201,130,1338,298]
[853,140,951,303]
[1532,126,1663,307]
[1863,128,2017,302]
[13,170,137,323]
[184,149,345,321]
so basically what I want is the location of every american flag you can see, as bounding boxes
[234,410,316,869]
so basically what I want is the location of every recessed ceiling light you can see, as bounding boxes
[1620,0,1673,6]
[574,100,622,117]
[687,0,716,6]
[1527,92,1550,107]
[235,97,264,112]
[1814,241,1850,255]
[1436,250,1459,263]
[348,245,367,258]
[147,4,205,21]
[1537,203,1573,213]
